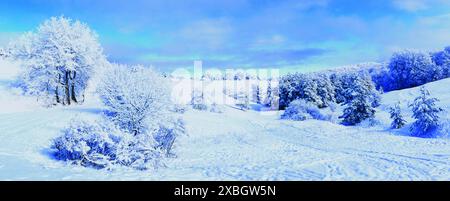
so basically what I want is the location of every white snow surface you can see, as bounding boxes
[1,59,450,180]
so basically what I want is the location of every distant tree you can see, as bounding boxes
[431,46,450,78]
[409,86,443,136]
[388,50,440,89]
[0,48,7,58]
[266,79,273,107]
[9,16,106,105]
[255,83,261,104]
[236,92,250,110]
[389,102,406,129]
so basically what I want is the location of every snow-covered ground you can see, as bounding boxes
[1,59,450,180]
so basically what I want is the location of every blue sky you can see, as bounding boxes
[1,0,450,72]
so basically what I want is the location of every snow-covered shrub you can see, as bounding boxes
[191,89,208,111]
[0,48,8,58]
[52,118,120,169]
[209,102,224,113]
[9,16,107,106]
[172,104,189,114]
[409,87,444,137]
[154,118,185,157]
[236,92,250,110]
[52,117,168,170]
[98,64,171,135]
[389,102,406,129]
[389,50,440,89]
[281,99,325,121]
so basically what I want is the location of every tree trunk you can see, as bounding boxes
[55,74,61,104]
[70,71,78,103]
[65,70,70,105]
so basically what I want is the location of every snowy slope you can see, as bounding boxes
[0,58,450,180]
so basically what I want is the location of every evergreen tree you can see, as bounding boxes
[314,74,336,108]
[256,83,261,104]
[389,102,406,129]
[339,94,375,125]
[266,79,273,107]
[409,86,443,136]
[339,76,376,125]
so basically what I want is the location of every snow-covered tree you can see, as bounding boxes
[265,79,273,106]
[389,50,441,89]
[313,74,336,108]
[0,47,8,58]
[340,94,375,126]
[9,16,106,105]
[330,73,346,104]
[339,75,377,125]
[98,64,172,136]
[409,86,443,136]
[236,92,250,110]
[279,73,336,109]
[431,46,450,78]
[389,102,406,129]
[254,83,261,104]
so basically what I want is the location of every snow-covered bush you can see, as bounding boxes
[191,89,208,111]
[389,50,440,89]
[236,92,250,110]
[154,118,185,157]
[172,104,189,114]
[9,16,107,106]
[389,102,406,129]
[52,118,122,169]
[281,99,325,121]
[52,117,162,170]
[0,48,8,58]
[98,64,171,136]
[409,87,443,137]
[209,102,224,113]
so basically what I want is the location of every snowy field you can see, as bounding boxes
[1,59,450,181]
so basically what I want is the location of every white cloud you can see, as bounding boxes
[392,0,428,12]
[392,0,450,12]
[177,18,233,50]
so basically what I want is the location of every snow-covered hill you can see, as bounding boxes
[0,58,450,180]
